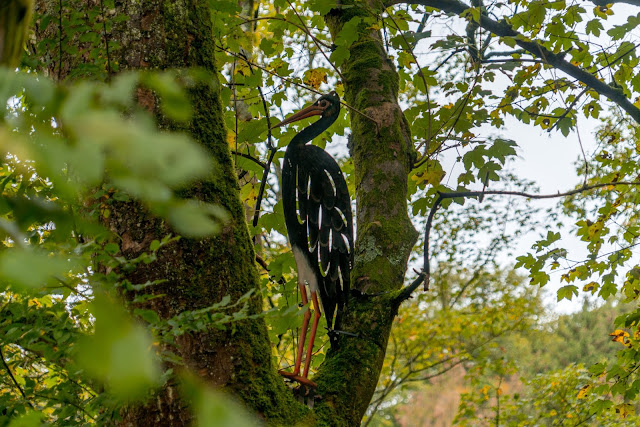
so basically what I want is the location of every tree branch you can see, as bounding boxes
[483,48,526,59]
[231,151,267,169]
[590,0,640,6]
[395,181,640,302]
[386,0,640,123]
[0,345,35,409]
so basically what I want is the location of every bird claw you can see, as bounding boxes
[278,370,317,388]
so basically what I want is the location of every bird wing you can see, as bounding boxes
[295,144,354,329]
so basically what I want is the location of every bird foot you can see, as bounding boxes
[278,370,317,388]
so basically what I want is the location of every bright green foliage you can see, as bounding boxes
[513,111,640,408]
[511,299,626,375]
[367,267,540,425]
[0,68,249,422]
[455,299,640,425]
[3,0,640,422]
[181,374,259,427]
[364,180,543,424]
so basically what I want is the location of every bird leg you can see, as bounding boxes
[303,291,321,378]
[279,283,317,388]
[293,282,310,376]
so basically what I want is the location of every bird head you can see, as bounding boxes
[274,91,340,128]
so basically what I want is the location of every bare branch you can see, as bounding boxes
[385,0,640,123]
[231,151,267,169]
[483,49,526,59]
[395,181,640,302]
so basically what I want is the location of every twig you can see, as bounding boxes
[284,0,346,84]
[98,0,112,81]
[231,151,267,169]
[239,16,332,49]
[481,58,544,64]
[216,44,380,127]
[395,180,640,303]
[252,148,277,228]
[381,3,433,143]
[548,86,588,133]
[0,345,35,409]
[414,75,478,163]
[575,121,589,186]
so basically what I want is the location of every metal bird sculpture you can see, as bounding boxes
[275,91,354,387]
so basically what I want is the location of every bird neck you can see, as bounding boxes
[289,115,338,147]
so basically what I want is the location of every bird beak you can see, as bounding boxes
[274,104,325,128]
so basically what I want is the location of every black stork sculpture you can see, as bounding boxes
[275,91,354,387]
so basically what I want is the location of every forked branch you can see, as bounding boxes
[395,181,640,303]
[385,0,640,124]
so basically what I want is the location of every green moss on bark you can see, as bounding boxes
[314,1,419,425]
[34,0,305,424]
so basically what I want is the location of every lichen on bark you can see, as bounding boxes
[32,0,303,424]
[31,0,420,424]
[311,1,419,425]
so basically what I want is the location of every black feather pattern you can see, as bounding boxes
[280,94,353,333]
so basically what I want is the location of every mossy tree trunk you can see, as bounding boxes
[31,0,416,425]
[32,0,301,424]
[312,2,418,424]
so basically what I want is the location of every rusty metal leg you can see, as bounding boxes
[293,283,310,375]
[279,284,317,387]
[303,291,321,378]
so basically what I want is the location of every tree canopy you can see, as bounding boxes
[1,0,640,425]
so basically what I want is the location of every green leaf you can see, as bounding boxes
[76,295,162,401]
[585,19,603,36]
[557,285,578,301]
[181,373,258,427]
[0,249,76,290]
[8,411,43,427]
[167,200,228,238]
[143,71,192,122]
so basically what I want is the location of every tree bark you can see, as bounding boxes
[31,0,418,424]
[311,2,419,424]
[32,0,301,424]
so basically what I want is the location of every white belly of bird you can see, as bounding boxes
[292,246,319,293]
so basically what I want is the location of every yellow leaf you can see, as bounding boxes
[303,69,328,90]
[577,384,591,399]
[616,403,634,418]
[481,385,490,400]
[610,329,630,345]
[234,61,251,76]
[227,131,236,147]
[583,282,598,293]
[411,160,445,187]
